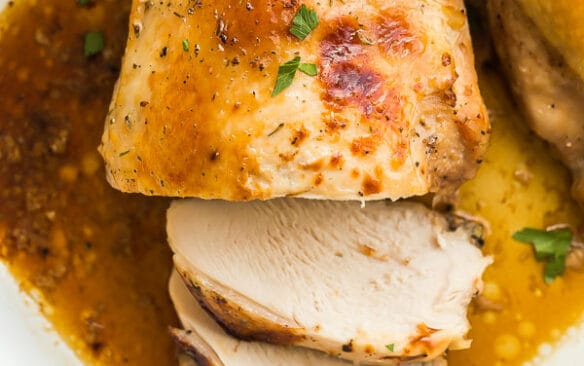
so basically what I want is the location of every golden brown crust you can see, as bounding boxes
[176,268,307,346]
[170,328,219,366]
[100,0,489,200]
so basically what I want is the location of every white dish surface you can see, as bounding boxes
[0,262,81,366]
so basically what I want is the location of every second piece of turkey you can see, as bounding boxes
[168,199,490,364]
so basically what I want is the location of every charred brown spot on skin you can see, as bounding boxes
[441,53,452,67]
[213,294,227,305]
[90,342,104,354]
[279,152,297,162]
[362,173,382,195]
[408,323,440,352]
[170,328,215,366]
[391,140,408,169]
[364,344,375,354]
[301,159,324,171]
[183,273,306,346]
[342,339,354,352]
[374,13,423,56]
[351,168,360,179]
[216,15,228,44]
[322,62,386,117]
[320,20,364,65]
[441,88,457,107]
[319,16,406,160]
[319,19,388,116]
[182,277,251,344]
[326,116,348,133]
[329,153,344,169]
[416,323,439,337]
[209,150,220,161]
[351,136,379,156]
[313,173,324,186]
[358,244,376,257]
[291,127,309,146]
[425,135,439,155]
[236,329,307,345]
[186,278,203,295]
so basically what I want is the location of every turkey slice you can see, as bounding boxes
[168,199,491,364]
[169,272,448,366]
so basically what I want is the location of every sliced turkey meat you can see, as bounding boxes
[99,0,490,201]
[168,199,491,365]
[169,272,448,366]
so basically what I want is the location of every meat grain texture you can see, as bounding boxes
[168,272,448,366]
[100,0,489,201]
[168,199,491,364]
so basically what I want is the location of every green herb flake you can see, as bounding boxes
[268,122,285,137]
[77,0,91,6]
[272,56,301,96]
[298,62,317,76]
[385,343,395,352]
[118,150,131,157]
[272,57,318,96]
[84,31,104,57]
[290,4,319,40]
[182,39,190,52]
[513,227,572,284]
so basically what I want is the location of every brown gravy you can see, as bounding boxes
[0,1,177,364]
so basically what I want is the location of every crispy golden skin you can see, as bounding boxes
[100,0,489,200]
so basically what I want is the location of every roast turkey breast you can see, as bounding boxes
[99,0,489,201]
[487,0,584,204]
[169,272,448,366]
[168,199,491,364]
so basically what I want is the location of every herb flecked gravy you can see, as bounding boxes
[0,1,583,365]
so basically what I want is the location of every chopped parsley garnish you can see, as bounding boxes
[272,56,317,96]
[385,343,395,352]
[513,227,572,283]
[84,31,104,57]
[298,62,318,76]
[272,5,319,96]
[290,4,319,40]
[273,57,301,96]
[182,39,190,52]
[268,122,285,137]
